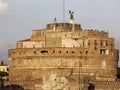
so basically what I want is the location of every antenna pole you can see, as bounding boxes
[63,0,65,22]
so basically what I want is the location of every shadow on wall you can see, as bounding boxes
[0,78,24,90]
[4,85,24,90]
[88,83,95,90]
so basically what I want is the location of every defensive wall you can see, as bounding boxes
[8,47,118,81]
[3,80,120,90]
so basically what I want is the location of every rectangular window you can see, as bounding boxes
[41,31,45,36]
[94,46,97,51]
[94,40,97,45]
[106,40,108,46]
[88,40,90,46]
[100,49,102,54]
[111,41,113,47]
[100,40,103,46]
[100,49,108,55]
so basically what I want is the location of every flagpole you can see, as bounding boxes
[63,0,65,22]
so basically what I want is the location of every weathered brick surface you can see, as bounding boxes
[8,23,119,90]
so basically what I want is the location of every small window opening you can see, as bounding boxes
[72,51,75,53]
[80,52,82,54]
[66,51,68,53]
[65,34,67,37]
[41,50,48,53]
[59,50,61,53]
[86,51,88,54]
[94,46,97,51]
[53,50,55,53]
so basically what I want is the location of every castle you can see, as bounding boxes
[8,12,119,90]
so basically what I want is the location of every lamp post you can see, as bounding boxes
[0,78,4,90]
[63,0,65,22]
[79,61,82,90]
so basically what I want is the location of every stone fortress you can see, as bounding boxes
[8,11,119,90]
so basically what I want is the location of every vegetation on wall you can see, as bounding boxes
[118,68,120,79]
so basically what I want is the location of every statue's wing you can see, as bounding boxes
[69,10,71,13]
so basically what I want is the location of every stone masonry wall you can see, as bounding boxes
[8,48,118,81]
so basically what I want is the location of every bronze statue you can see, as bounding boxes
[69,10,74,20]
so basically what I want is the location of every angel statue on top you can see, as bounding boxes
[69,10,74,20]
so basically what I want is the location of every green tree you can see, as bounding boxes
[0,71,8,89]
[0,71,9,79]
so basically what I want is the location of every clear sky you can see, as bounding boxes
[0,0,120,65]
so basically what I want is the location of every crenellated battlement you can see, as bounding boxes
[84,29,108,38]
[31,29,45,41]
[46,23,82,32]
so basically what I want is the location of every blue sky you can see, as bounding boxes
[0,0,120,65]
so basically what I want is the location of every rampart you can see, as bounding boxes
[3,80,120,90]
